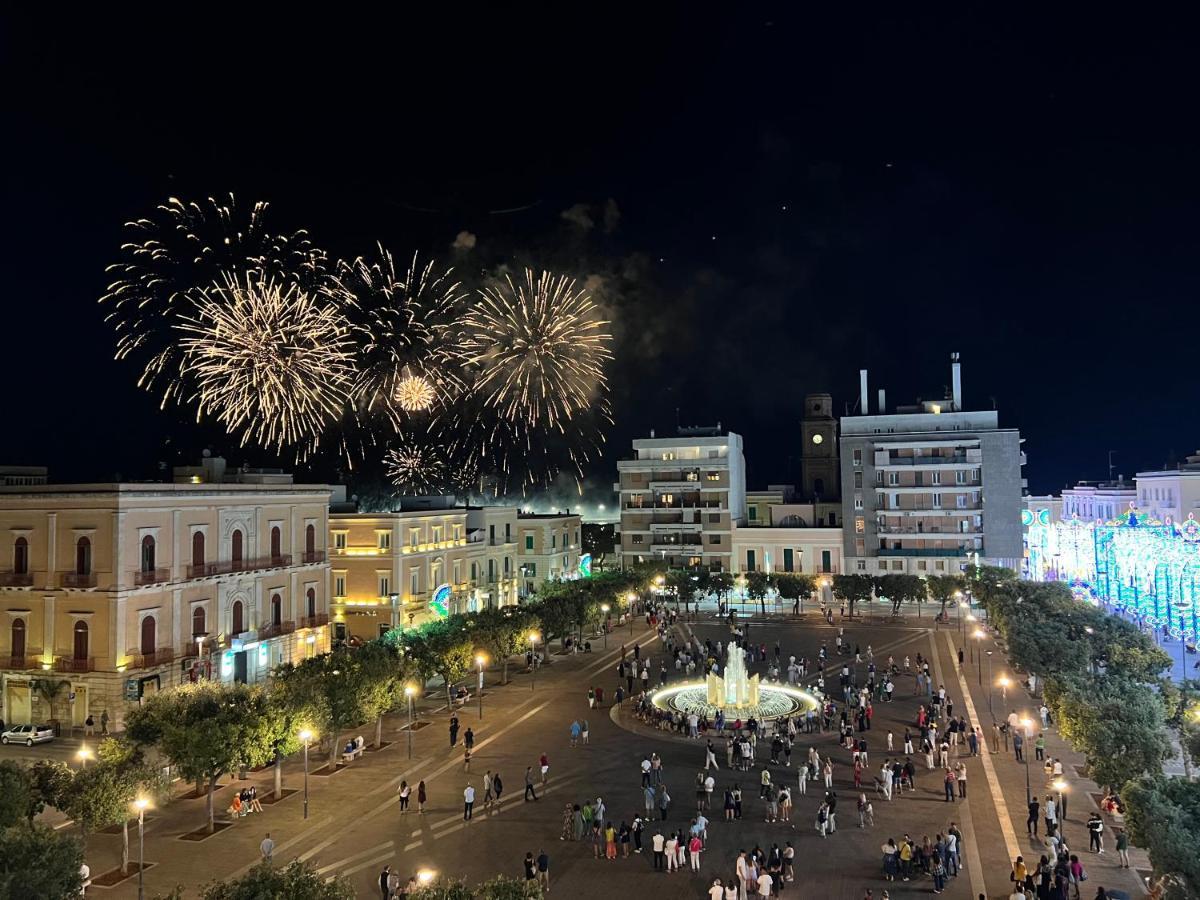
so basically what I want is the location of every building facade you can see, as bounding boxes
[1135,452,1200,524]
[616,428,746,571]
[517,513,582,598]
[799,393,842,526]
[1061,480,1135,523]
[0,481,332,731]
[730,523,843,577]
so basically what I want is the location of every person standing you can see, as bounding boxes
[378,865,392,900]
[537,849,550,892]
[417,780,427,813]
[493,771,503,804]
[260,832,275,863]
[523,852,537,882]
[449,714,460,748]
[1116,827,1130,867]
[1086,812,1104,853]
[100,709,109,735]
[482,771,493,809]
[463,783,475,821]
[652,830,666,870]
[464,727,474,751]
[1027,796,1040,836]
[665,833,678,872]
[525,767,538,801]
[398,780,411,814]
[540,753,550,785]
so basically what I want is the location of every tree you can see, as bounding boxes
[1124,775,1200,899]
[29,678,72,729]
[772,573,814,613]
[198,860,354,900]
[416,620,477,708]
[0,761,33,828]
[1162,679,1200,781]
[743,571,771,615]
[875,574,925,615]
[666,570,697,616]
[0,822,84,900]
[126,682,268,833]
[926,574,966,617]
[708,572,734,608]
[27,760,72,821]
[833,574,874,619]
[472,607,537,685]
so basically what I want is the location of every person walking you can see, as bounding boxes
[260,832,275,863]
[417,780,427,813]
[540,752,550,785]
[689,833,703,872]
[570,720,581,747]
[398,780,411,813]
[524,852,537,882]
[1086,812,1104,853]
[537,849,550,893]
[525,767,538,801]
[482,771,494,809]
[378,865,392,900]
[463,783,475,821]
[493,771,504,804]
[449,714,459,747]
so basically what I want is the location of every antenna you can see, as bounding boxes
[1108,450,1116,482]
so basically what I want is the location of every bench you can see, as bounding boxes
[341,735,365,763]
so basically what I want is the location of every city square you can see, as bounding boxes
[3,10,1200,900]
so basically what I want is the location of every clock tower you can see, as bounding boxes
[800,393,840,508]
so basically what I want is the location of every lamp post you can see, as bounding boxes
[1052,777,1068,826]
[1021,717,1033,805]
[298,729,312,819]
[998,674,1010,704]
[529,632,540,692]
[973,629,985,685]
[196,634,206,680]
[985,650,994,716]
[76,745,92,770]
[404,686,416,759]
[600,604,610,649]
[134,797,148,900]
[626,593,637,635]
[475,655,486,720]
[966,615,978,661]
[417,869,436,888]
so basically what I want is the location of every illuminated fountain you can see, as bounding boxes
[650,642,819,722]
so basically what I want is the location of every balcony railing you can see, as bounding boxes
[0,651,41,670]
[133,567,171,586]
[54,656,95,673]
[877,547,972,558]
[209,555,293,576]
[61,572,97,588]
[187,562,220,579]
[258,621,296,640]
[134,648,175,668]
[0,572,33,587]
[299,613,329,629]
[302,550,326,564]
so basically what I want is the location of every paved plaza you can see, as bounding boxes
[68,606,1152,898]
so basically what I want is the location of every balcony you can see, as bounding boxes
[133,567,171,587]
[54,656,95,673]
[877,547,973,558]
[0,651,41,670]
[258,621,296,640]
[877,455,972,467]
[0,572,33,587]
[650,542,705,553]
[302,550,326,564]
[299,613,329,629]
[208,556,293,576]
[61,572,97,589]
[134,648,175,668]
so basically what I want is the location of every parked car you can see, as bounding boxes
[0,724,55,746]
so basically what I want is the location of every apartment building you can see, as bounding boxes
[517,512,582,598]
[1061,479,1135,522]
[730,522,843,577]
[839,359,1025,575]
[1136,451,1200,523]
[616,427,746,571]
[0,478,332,730]
[466,506,520,610]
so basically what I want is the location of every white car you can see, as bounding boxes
[0,724,55,746]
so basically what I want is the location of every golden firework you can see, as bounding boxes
[394,365,436,412]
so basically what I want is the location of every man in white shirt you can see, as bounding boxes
[79,862,91,895]
[641,756,653,786]
[735,850,750,900]
[704,774,716,808]
[260,833,275,863]
[756,871,773,897]
[463,783,475,821]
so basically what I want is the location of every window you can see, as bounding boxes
[76,536,92,575]
[888,471,899,486]
[140,535,156,573]
[856,559,867,571]
[192,606,206,637]
[891,560,903,571]
[706,472,720,482]
[503,557,511,575]
[931,471,941,486]
[140,615,156,655]
[306,524,316,555]
[853,449,862,466]
[814,478,824,495]
[453,560,462,585]
[378,574,390,596]
[854,496,864,510]
[270,594,282,627]
[231,600,244,635]
[525,534,534,550]
[876,471,884,485]
[708,513,720,524]
[820,550,832,573]
[433,525,444,544]
[411,569,420,595]
[470,562,478,582]
[192,531,206,569]
[13,537,28,575]
[660,494,674,506]
[334,574,346,596]
[746,550,756,572]
[525,562,537,577]
[686,471,699,481]
[333,531,347,550]
[574,528,580,545]
[378,531,391,550]
[232,529,244,564]
[956,494,968,509]
[972,469,981,482]
[663,452,676,461]
[505,524,512,542]
[855,539,865,555]
[748,507,757,521]
[855,517,865,534]
[631,535,644,544]
[955,470,966,485]
[854,472,863,489]
[932,493,943,508]
[551,534,557,548]
[891,493,900,509]
[307,588,316,618]
[270,526,282,560]
[10,618,25,659]
[709,534,721,545]
[410,529,420,549]
[73,620,89,661]
[917,560,927,571]
[782,548,794,572]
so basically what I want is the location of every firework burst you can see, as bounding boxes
[460,269,613,432]
[384,436,448,495]
[177,273,354,455]
[332,249,467,426]
[100,195,328,405]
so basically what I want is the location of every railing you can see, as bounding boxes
[54,656,94,673]
[134,649,175,668]
[61,573,97,588]
[877,547,972,558]
[0,572,33,587]
[299,613,329,629]
[133,567,171,586]
[879,455,971,466]
[302,550,326,563]
[0,652,40,669]
[258,621,296,640]
[210,555,293,576]
[187,562,220,579]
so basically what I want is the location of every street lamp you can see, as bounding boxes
[626,593,637,635]
[475,654,487,720]
[966,614,978,660]
[417,869,436,886]
[77,745,92,770]
[1021,717,1034,804]
[973,629,985,684]
[404,686,416,759]
[196,634,207,679]
[985,650,994,714]
[998,674,1010,704]
[134,797,149,900]
[1052,777,1069,825]
[298,729,313,819]
[529,632,540,692]
[600,604,610,649]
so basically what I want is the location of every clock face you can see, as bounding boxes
[812,433,824,445]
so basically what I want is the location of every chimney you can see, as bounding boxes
[859,369,869,415]
[950,353,962,411]
[877,389,886,414]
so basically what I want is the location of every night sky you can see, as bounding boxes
[5,11,1199,500]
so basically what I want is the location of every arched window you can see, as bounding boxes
[73,621,89,661]
[270,526,282,560]
[231,600,244,635]
[76,537,91,576]
[271,593,282,628]
[305,524,315,555]
[140,615,156,655]
[192,606,206,637]
[192,531,205,569]
[306,587,316,619]
[13,537,28,575]
[231,530,243,567]
[140,535,156,573]
[11,618,25,660]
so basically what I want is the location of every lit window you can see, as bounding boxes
[333,532,347,550]
[377,531,391,550]
[855,517,865,534]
